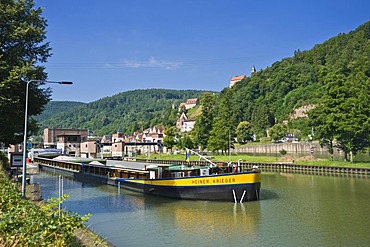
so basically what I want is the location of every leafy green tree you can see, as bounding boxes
[236,121,253,144]
[269,123,288,142]
[193,92,217,150]
[0,0,51,146]
[207,89,235,154]
[183,134,194,149]
[309,72,370,162]
[251,102,274,139]
[207,120,232,154]
[177,133,194,150]
[163,126,176,152]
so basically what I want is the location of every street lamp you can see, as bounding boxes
[22,80,73,197]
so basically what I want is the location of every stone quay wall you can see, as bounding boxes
[235,142,327,154]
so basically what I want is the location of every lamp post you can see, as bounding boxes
[22,80,73,197]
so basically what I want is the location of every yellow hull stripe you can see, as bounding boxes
[124,173,261,187]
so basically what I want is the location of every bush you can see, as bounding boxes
[0,170,90,246]
[279,149,287,155]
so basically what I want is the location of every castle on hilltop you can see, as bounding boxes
[229,66,256,88]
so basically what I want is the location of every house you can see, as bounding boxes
[121,126,166,156]
[111,142,125,158]
[56,133,82,157]
[229,66,256,88]
[185,98,198,109]
[229,75,246,88]
[112,128,124,143]
[178,98,199,111]
[80,140,98,158]
[141,126,164,143]
[42,128,87,157]
[44,128,88,149]
[176,112,195,133]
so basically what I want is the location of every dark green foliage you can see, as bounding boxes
[0,169,89,246]
[209,21,370,154]
[177,133,194,150]
[38,89,206,136]
[279,149,287,155]
[228,21,368,126]
[236,121,253,144]
[33,101,85,122]
[309,71,370,161]
[163,126,176,151]
[269,123,288,142]
[193,92,217,150]
[0,0,51,146]
[207,88,236,153]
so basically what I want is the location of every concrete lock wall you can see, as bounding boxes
[235,142,326,154]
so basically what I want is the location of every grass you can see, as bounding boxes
[138,153,370,168]
[292,160,370,168]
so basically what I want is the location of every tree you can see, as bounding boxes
[269,123,288,142]
[207,120,232,154]
[0,0,52,146]
[335,72,370,161]
[236,121,253,144]
[251,102,274,139]
[207,89,235,154]
[163,126,176,152]
[177,133,194,150]
[193,92,216,150]
[309,72,370,162]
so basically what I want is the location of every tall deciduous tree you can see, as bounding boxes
[269,123,288,142]
[309,72,370,162]
[251,102,274,139]
[207,89,235,154]
[0,0,51,146]
[236,121,253,144]
[163,126,176,152]
[193,92,216,150]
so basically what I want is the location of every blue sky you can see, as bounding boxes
[35,0,370,103]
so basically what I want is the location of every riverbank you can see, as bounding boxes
[143,153,370,169]
[0,168,112,247]
[26,185,113,247]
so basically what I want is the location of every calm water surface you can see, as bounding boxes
[32,171,370,247]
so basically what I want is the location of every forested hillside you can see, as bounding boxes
[34,101,86,122]
[231,21,369,130]
[193,21,370,158]
[39,89,207,136]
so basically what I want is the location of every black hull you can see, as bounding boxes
[118,181,261,202]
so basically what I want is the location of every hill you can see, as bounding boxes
[223,21,370,137]
[191,21,370,153]
[34,101,86,122]
[38,89,208,136]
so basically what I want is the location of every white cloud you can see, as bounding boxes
[110,57,183,70]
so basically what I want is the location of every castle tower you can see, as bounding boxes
[251,66,256,74]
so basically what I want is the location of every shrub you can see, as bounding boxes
[0,170,90,246]
[279,149,287,155]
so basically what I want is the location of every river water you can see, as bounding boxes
[32,171,370,247]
